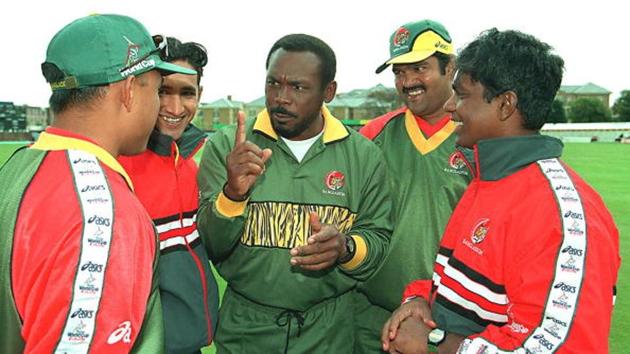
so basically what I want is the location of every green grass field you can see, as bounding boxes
[1,142,629,352]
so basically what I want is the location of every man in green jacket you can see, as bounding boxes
[355,19,471,352]
[197,33,393,353]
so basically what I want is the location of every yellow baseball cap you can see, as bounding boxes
[376,19,453,74]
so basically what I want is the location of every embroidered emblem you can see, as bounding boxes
[470,218,490,244]
[448,151,467,169]
[393,28,410,47]
[325,171,345,191]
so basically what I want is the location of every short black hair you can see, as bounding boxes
[42,62,108,114]
[265,33,336,89]
[433,52,452,75]
[456,28,564,130]
[164,37,208,85]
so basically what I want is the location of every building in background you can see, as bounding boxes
[327,84,398,120]
[245,96,265,120]
[557,83,611,107]
[0,102,26,132]
[195,95,245,131]
[25,105,51,132]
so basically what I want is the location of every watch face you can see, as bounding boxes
[428,328,445,345]
[346,236,356,254]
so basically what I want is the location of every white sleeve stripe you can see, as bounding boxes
[437,248,508,305]
[55,151,115,353]
[518,159,587,352]
[442,261,508,305]
[457,159,587,354]
[159,230,200,250]
[436,253,449,266]
[438,284,508,323]
[155,214,197,234]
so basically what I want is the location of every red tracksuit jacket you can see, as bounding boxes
[404,135,620,353]
[119,125,219,353]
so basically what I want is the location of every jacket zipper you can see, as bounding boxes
[173,142,213,344]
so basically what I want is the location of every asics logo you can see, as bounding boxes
[107,321,132,344]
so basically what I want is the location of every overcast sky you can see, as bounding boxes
[1,0,627,107]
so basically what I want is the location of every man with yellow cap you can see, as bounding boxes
[354,19,471,352]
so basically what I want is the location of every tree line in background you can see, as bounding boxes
[366,87,630,123]
[548,90,630,123]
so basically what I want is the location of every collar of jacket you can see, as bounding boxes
[147,124,206,159]
[458,134,564,181]
[32,128,134,190]
[252,105,349,144]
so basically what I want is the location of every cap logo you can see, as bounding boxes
[120,58,156,78]
[434,41,449,51]
[51,76,79,90]
[122,36,140,67]
[393,28,410,47]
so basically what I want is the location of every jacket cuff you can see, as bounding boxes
[402,279,433,302]
[215,191,248,217]
[339,235,367,271]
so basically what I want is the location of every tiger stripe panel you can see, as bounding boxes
[242,202,356,249]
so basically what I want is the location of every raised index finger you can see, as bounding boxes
[234,111,246,147]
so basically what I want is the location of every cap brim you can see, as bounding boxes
[375,62,390,74]
[155,60,197,76]
[375,49,437,74]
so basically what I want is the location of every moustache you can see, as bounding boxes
[402,84,426,94]
[270,107,298,118]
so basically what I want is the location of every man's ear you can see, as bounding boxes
[499,90,518,121]
[323,80,337,103]
[121,76,136,113]
[198,85,203,101]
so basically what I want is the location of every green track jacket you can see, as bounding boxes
[359,108,471,311]
[197,107,393,311]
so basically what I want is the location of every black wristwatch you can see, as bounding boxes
[337,235,356,264]
[428,328,446,347]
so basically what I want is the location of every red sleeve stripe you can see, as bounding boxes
[433,255,509,326]
[436,255,507,305]
[437,272,508,314]
[435,287,508,324]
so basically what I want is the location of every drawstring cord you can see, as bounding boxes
[275,310,305,354]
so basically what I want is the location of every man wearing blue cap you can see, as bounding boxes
[355,19,471,352]
[0,14,195,353]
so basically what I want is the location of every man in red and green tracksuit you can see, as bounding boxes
[401,136,620,352]
[354,19,470,352]
[0,129,163,353]
[119,36,219,354]
[119,125,219,353]
[383,29,620,354]
[0,14,197,353]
